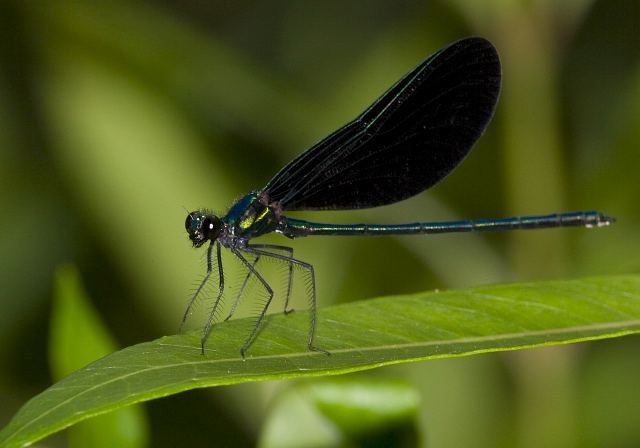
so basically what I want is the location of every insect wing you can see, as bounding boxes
[265,37,501,211]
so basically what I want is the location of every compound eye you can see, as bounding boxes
[185,212,221,247]
[185,213,195,231]
[201,216,221,240]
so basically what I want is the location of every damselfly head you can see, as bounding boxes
[185,211,221,248]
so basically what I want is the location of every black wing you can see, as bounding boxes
[264,37,501,211]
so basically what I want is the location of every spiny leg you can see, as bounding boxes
[249,244,295,315]
[200,242,225,355]
[224,255,261,322]
[226,245,296,319]
[230,247,274,359]
[242,245,330,356]
[178,241,214,334]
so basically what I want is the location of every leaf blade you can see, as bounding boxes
[49,265,149,448]
[1,275,639,447]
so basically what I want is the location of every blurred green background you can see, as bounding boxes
[1,0,639,446]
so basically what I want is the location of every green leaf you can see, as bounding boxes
[2,275,640,447]
[50,265,120,377]
[48,265,149,448]
[259,379,420,448]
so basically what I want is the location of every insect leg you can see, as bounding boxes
[242,245,330,356]
[200,242,225,355]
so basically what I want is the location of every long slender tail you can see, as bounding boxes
[280,211,615,237]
